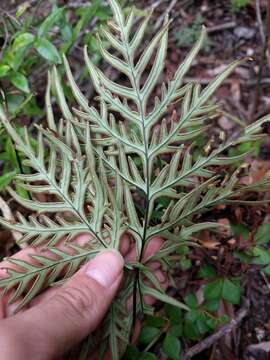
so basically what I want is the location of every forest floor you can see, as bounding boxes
[148,1,270,359]
[1,0,270,359]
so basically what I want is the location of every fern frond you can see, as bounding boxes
[0,246,99,311]
[0,0,269,358]
[100,279,134,360]
[0,214,89,247]
[0,107,107,248]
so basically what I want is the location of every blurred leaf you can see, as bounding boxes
[263,264,270,275]
[15,182,29,199]
[231,0,252,11]
[23,98,44,116]
[125,345,141,360]
[231,223,249,241]
[0,171,17,191]
[6,94,25,114]
[184,320,200,340]
[139,326,160,345]
[255,224,270,245]
[35,38,62,64]
[13,33,35,51]
[204,299,220,312]
[5,137,18,167]
[10,72,30,93]
[252,246,270,265]
[180,257,191,270]
[163,334,181,360]
[145,316,166,328]
[176,245,190,255]
[220,314,230,324]
[205,317,217,329]
[165,304,182,325]
[16,2,31,18]
[38,8,64,38]
[222,279,240,304]
[184,294,198,309]
[185,309,200,322]
[198,264,216,279]
[204,279,223,300]
[0,65,10,78]
[95,6,111,20]
[139,353,156,360]
[196,317,209,334]
[169,324,183,337]
[234,250,253,264]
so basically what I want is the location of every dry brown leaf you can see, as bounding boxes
[199,230,220,250]
[240,160,270,185]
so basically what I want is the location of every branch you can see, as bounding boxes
[154,0,177,30]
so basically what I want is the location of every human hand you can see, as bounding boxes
[0,235,167,359]
[0,246,124,360]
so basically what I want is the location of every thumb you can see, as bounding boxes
[0,250,124,360]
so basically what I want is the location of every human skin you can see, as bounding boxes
[0,235,167,360]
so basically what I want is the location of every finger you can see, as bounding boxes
[119,233,132,256]
[143,269,168,306]
[0,250,124,360]
[125,244,137,263]
[0,248,39,276]
[142,236,164,263]
[148,261,161,270]
[124,236,164,264]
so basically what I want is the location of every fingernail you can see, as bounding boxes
[85,250,124,288]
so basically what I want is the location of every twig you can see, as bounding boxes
[154,0,177,30]
[207,21,236,33]
[260,271,270,292]
[146,0,163,11]
[250,0,270,122]
[256,0,266,43]
[256,0,270,69]
[0,19,8,61]
[222,111,246,128]
[182,299,250,360]
[66,2,93,8]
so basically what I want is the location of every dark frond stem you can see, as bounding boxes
[131,267,145,329]
[118,18,152,328]
[132,268,139,328]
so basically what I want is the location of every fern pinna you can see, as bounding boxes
[0,0,269,358]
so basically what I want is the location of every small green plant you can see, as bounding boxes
[0,0,111,114]
[231,0,252,11]
[0,123,36,195]
[174,15,211,52]
[0,0,112,193]
[234,223,270,275]
[0,0,270,358]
